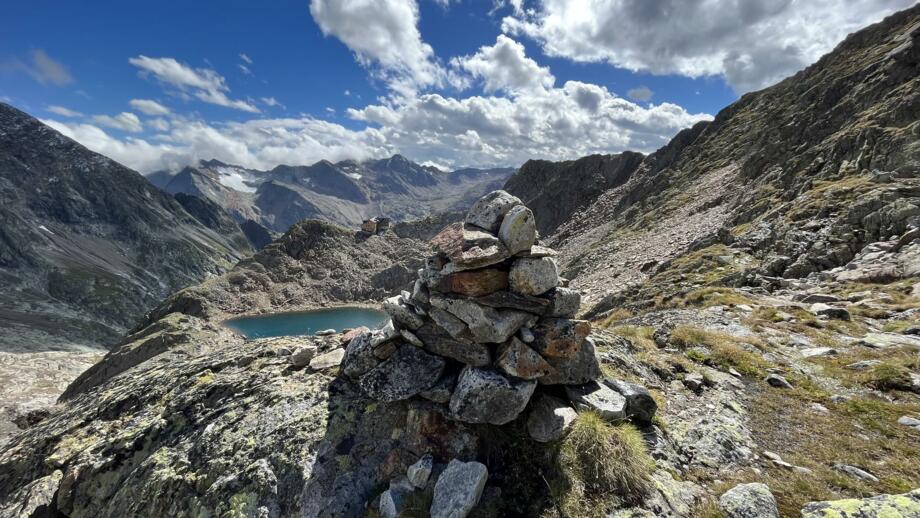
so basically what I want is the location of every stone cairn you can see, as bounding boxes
[340,190,657,517]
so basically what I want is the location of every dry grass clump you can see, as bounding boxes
[864,363,914,392]
[813,345,919,393]
[599,308,635,328]
[745,386,920,516]
[668,325,770,377]
[550,412,654,517]
[679,287,754,308]
[608,325,656,350]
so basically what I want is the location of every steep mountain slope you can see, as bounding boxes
[154,155,514,233]
[505,6,920,315]
[0,103,252,351]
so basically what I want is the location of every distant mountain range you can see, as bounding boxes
[0,103,253,351]
[148,155,515,232]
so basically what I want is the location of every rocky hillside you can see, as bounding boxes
[503,5,920,317]
[0,103,253,352]
[152,155,514,233]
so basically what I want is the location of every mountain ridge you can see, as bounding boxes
[151,155,516,233]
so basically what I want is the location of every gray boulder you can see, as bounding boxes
[765,374,793,389]
[604,378,657,424]
[546,287,581,318]
[450,367,537,425]
[509,257,560,295]
[527,393,577,442]
[290,345,318,368]
[359,345,446,402]
[539,336,602,385]
[309,349,345,370]
[430,459,489,518]
[466,190,522,232]
[565,381,628,421]
[498,204,536,254]
[719,483,778,518]
[810,303,851,321]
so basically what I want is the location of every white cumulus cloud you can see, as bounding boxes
[129,99,171,116]
[91,112,143,133]
[502,0,916,93]
[309,0,454,96]
[129,55,260,112]
[46,105,83,117]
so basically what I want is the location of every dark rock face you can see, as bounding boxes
[505,151,644,235]
[0,103,252,350]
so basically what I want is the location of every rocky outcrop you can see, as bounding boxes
[528,6,920,315]
[800,489,920,517]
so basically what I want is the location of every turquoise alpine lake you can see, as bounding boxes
[223,307,387,339]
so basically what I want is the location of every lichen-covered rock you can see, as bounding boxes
[419,373,457,404]
[496,338,555,380]
[509,257,560,296]
[530,318,591,358]
[291,345,318,367]
[498,204,536,254]
[539,336,602,385]
[546,287,581,318]
[449,368,537,425]
[465,190,522,232]
[430,459,488,518]
[719,483,778,518]
[526,393,577,442]
[800,488,920,518]
[359,345,446,402]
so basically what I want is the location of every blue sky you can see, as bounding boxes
[1,0,912,172]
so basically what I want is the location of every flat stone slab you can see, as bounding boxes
[309,349,345,370]
[359,345,446,402]
[565,380,627,421]
[431,295,533,344]
[438,268,508,297]
[416,322,491,366]
[858,332,920,349]
[450,367,536,425]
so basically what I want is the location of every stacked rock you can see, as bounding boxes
[342,190,612,430]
